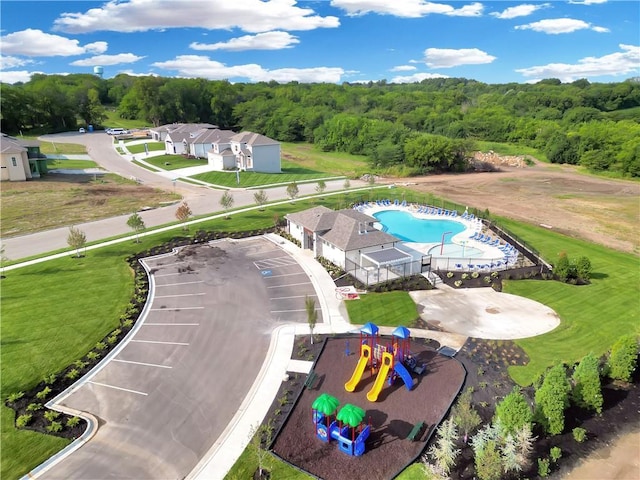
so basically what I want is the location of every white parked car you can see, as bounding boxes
[79,127,86,133]
[107,128,128,135]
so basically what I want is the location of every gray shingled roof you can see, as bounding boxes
[1,134,39,154]
[231,131,278,146]
[287,207,398,251]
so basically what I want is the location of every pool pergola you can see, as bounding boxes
[361,248,413,269]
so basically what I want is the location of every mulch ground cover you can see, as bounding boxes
[271,336,466,480]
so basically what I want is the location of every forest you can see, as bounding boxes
[2,74,639,177]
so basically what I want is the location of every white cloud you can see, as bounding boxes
[569,0,607,4]
[152,55,344,83]
[423,48,496,68]
[491,3,549,19]
[516,44,640,82]
[0,55,34,69]
[391,72,449,83]
[0,70,43,84]
[71,53,145,67]
[190,31,299,51]
[330,0,483,18]
[390,65,417,72]
[54,0,339,33]
[515,18,608,34]
[0,29,109,56]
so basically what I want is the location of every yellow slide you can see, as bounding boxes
[344,344,371,392]
[366,352,394,402]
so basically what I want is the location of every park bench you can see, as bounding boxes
[407,421,425,441]
[304,369,319,390]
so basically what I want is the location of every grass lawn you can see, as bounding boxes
[132,160,162,172]
[126,142,165,154]
[22,136,88,155]
[103,110,150,130]
[192,160,341,188]
[224,443,308,480]
[474,140,548,163]
[46,158,98,170]
[496,218,640,385]
[144,154,208,171]
[280,142,370,178]
[345,291,419,327]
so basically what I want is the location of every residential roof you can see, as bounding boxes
[287,207,398,251]
[151,123,218,134]
[165,131,193,143]
[191,128,236,145]
[231,131,279,146]
[362,248,413,266]
[1,134,39,154]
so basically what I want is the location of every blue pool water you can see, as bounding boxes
[373,210,466,243]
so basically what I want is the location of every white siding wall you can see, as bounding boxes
[207,152,236,170]
[0,152,29,181]
[322,240,345,268]
[249,143,281,173]
[191,142,213,158]
[288,221,305,245]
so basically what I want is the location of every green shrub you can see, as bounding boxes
[87,351,100,361]
[447,271,454,278]
[538,458,550,477]
[474,439,502,480]
[66,368,80,380]
[46,421,63,433]
[16,414,33,428]
[494,387,533,436]
[572,353,603,413]
[572,427,587,443]
[74,359,88,369]
[483,276,491,283]
[535,364,571,435]
[122,318,134,328]
[550,446,562,463]
[107,335,118,344]
[44,410,60,422]
[43,373,57,385]
[454,280,463,287]
[471,271,480,279]
[36,386,52,400]
[7,391,24,403]
[576,256,592,280]
[66,416,81,428]
[462,273,469,280]
[27,403,43,411]
[553,252,571,282]
[95,341,107,350]
[607,335,638,382]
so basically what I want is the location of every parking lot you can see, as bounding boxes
[43,236,319,479]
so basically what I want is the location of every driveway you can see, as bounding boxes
[410,285,560,339]
[42,237,319,479]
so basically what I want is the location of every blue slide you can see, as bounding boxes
[394,363,414,391]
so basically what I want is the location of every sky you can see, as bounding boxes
[0,0,638,85]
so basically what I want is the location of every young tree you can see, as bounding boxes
[305,296,318,345]
[535,364,571,435]
[315,179,326,195]
[175,202,193,231]
[286,182,299,202]
[220,190,234,218]
[427,418,460,476]
[253,190,268,211]
[572,353,603,413]
[470,423,502,480]
[67,226,87,257]
[575,256,592,281]
[249,422,273,479]
[494,387,533,436]
[607,334,638,383]
[126,212,145,243]
[513,423,537,472]
[452,387,481,443]
[553,252,571,282]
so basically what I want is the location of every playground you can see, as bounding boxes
[271,324,466,480]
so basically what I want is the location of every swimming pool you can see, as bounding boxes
[373,210,466,243]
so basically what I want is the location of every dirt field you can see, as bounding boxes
[1,173,180,236]
[385,160,640,255]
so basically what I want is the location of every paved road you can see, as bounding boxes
[42,237,319,479]
[3,131,367,260]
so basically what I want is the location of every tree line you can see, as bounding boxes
[2,74,639,176]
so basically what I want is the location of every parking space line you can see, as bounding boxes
[155,293,206,298]
[150,307,204,311]
[262,272,307,279]
[112,359,172,369]
[270,295,317,300]
[153,272,184,278]
[271,308,322,313]
[130,340,190,346]
[156,281,204,287]
[144,323,200,326]
[267,282,312,289]
[88,381,148,396]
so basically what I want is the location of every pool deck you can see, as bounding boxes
[355,201,518,271]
